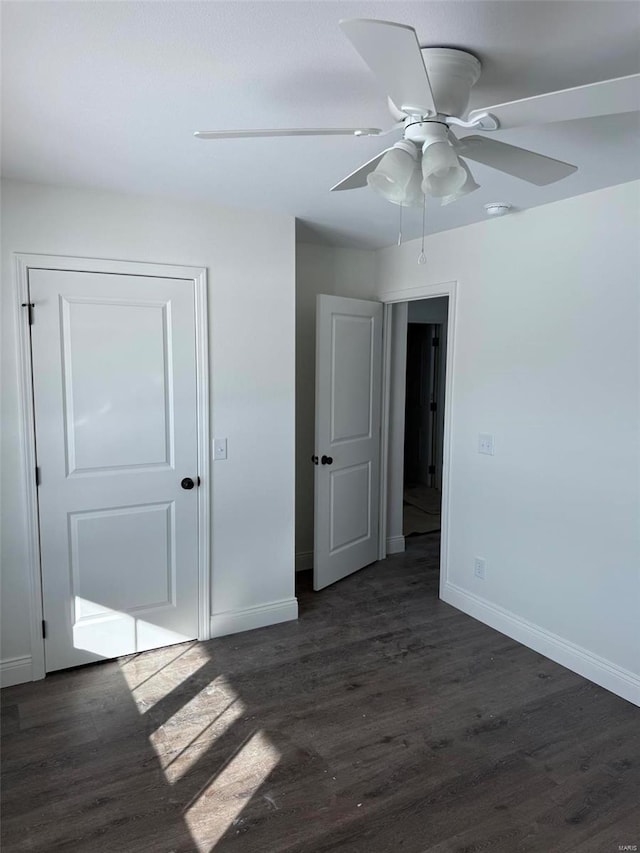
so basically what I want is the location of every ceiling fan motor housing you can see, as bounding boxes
[404,119,454,147]
[420,48,482,117]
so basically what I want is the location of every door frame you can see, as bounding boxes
[14,253,211,681]
[378,280,457,599]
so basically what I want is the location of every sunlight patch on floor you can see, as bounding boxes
[183,730,281,852]
[115,640,282,848]
[152,693,246,785]
[120,643,213,711]
[120,643,203,692]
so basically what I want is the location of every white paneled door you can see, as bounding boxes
[314,295,383,591]
[29,269,201,672]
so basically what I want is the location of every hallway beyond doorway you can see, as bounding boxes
[403,484,441,536]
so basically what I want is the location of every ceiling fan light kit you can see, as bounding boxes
[367,140,422,206]
[194,16,639,238]
[421,140,467,198]
[441,160,481,206]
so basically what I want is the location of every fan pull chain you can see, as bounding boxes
[418,194,427,265]
[397,203,403,247]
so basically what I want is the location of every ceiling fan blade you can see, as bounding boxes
[468,73,640,131]
[456,136,577,186]
[340,19,437,116]
[330,149,392,191]
[194,127,382,140]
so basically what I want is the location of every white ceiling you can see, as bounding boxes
[2,1,639,248]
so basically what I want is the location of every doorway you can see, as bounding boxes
[308,285,455,596]
[382,284,455,593]
[15,255,210,679]
[403,297,448,541]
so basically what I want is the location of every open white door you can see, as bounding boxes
[314,294,383,591]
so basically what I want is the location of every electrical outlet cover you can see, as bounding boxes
[478,433,495,455]
[474,557,486,579]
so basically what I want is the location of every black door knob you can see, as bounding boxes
[321,455,333,465]
[311,455,319,465]
[181,477,195,490]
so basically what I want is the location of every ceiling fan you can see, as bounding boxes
[194,19,640,208]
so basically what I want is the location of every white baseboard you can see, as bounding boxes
[295,551,313,572]
[210,597,298,639]
[1,655,32,688]
[442,582,640,707]
[386,535,405,555]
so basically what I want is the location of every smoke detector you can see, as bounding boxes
[484,203,512,217]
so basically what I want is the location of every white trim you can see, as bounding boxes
[378,303,393,560]
[14,256,46,681]
[193,270,211,641]
[379,280,457,598]
[14,253,211,681]
[0,656,33,688]
[442,581,640,707]
[210,598,299,638]
[380,280,457,305]
[386,535,405,554]
[295,551,313,572]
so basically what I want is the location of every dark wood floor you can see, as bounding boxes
[2,536,639,852]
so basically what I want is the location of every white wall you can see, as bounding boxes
[1,179,297,680]
[295,242,377,566]
[376,181,640,704]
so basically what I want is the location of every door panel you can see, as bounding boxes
[314,295,382,591]
[61,298,172,472]
[69,502,175,614]
[331,314,375,442]
[29,268,200,672]
[330,463,371,550]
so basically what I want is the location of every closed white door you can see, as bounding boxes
[29,268,201,672]
[314,295,383,591]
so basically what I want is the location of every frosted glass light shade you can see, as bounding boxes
[421,141,467,198]
[367,143,420,206]
[441,160,480,206]
[402,163,424,207]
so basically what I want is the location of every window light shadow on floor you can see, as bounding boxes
[2,536,639,852]
[119,644,283,851]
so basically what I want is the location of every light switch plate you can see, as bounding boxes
[478,433,495,456]
[213,438,227,461]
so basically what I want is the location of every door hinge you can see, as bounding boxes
[42,620,47,639]
[21,302,34,325]
[429,401,437,412]
[428,465,436,475]
[35,466,41,486]
[431,337,439,347]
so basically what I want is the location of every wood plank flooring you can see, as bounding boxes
[2,536,639,852]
